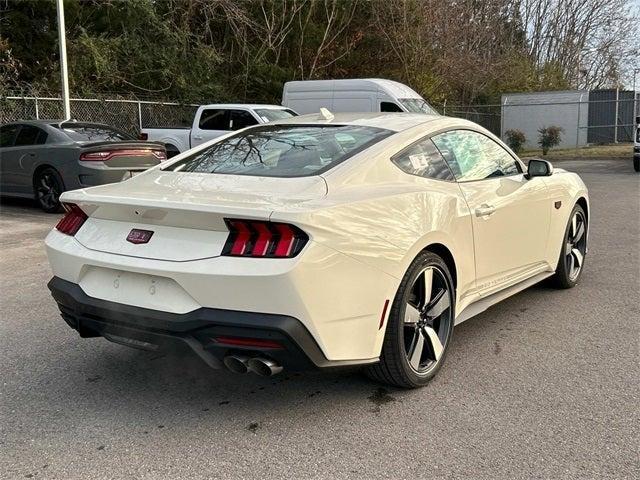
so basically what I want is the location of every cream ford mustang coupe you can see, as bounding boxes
[45,112,589,388]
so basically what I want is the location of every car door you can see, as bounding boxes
[1,124,49,194]
[0,124,21,192]
[191,108,230,147]
[6,125,49,194]
[432,129,551,294]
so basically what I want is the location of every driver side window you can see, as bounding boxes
[432,130,520,182]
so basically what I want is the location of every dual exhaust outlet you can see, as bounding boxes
[223,355,283,377]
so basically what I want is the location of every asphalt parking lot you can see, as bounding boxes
[1,158,638,480]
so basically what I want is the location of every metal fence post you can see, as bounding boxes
[614,88,619,143]
[576,93,581,149]
[34,97,40,119]
[137,101,143,131]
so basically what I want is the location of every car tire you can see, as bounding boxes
[366,251,455,388]
[165,144,180,159]
[634,156,639,172]
[549,204,587,289]
[34,167,64,213]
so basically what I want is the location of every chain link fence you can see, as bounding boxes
[437,103,502,137]
[2,92,638,147]
[0,96,198,136]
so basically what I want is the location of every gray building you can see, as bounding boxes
[501,90,589,149]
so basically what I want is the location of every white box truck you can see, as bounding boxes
[282,78,438,115]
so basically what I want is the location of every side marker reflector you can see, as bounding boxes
[379,299,390,329]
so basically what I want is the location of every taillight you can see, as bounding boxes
[55,203,88,236]
[151,150,167,160]
[80,151,111,161]
[80,149,166,161]
[222,219,308,258]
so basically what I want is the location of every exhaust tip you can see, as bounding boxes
[223,355,250,374]
[247,357,283,377]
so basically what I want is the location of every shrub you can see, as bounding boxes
[505,129,526,154]
[538,126,563,155]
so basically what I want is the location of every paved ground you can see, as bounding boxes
[1,159,638,480]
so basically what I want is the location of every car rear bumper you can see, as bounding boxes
[45,228,396,363]
[77,163,144,187]
[48,276,376,371]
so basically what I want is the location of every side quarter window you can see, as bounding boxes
[381,102,403,112]
[432,130,520,182]
[14,125,47,146]
[0,124,20,147]
[391,137,455,181]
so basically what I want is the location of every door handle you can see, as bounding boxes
[192,135,203,140]
[475,204,496,217]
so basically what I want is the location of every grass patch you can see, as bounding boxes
[521,143,633,159]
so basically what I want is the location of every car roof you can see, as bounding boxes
[284,78,423,98]
[268,112,466,133]
[2,119,61,127]
[3,119,113,128]
[200,104,290,110]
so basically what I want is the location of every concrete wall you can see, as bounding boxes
[501,90,589,149]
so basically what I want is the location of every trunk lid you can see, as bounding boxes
[61,170,327,262]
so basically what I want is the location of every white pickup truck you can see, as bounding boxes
[140,104,297,157]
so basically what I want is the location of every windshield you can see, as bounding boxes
[164,125,392,177]
[399,98,439,115]
[254,109,298,122]
[57,123,133,142]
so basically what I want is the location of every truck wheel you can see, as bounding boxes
[165,144,180,158]
[634,156,639,172]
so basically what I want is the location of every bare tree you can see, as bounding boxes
[521,0,639,88]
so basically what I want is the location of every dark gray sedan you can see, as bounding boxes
[0,120,166,212]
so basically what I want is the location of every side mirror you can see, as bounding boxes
[526,158,553,178]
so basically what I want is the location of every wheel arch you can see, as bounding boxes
[32,164,66,192]
[576,196,589,224]
[164,143,180,158]
[421,243,457,294]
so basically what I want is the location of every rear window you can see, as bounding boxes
[56,123,133,142]
[254,109,297,122]
[164,125,392,177]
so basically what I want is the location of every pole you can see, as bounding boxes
[576,93,581,149]
[633,68,640,121]
[56,0,71,119]
[614,87,619,144]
